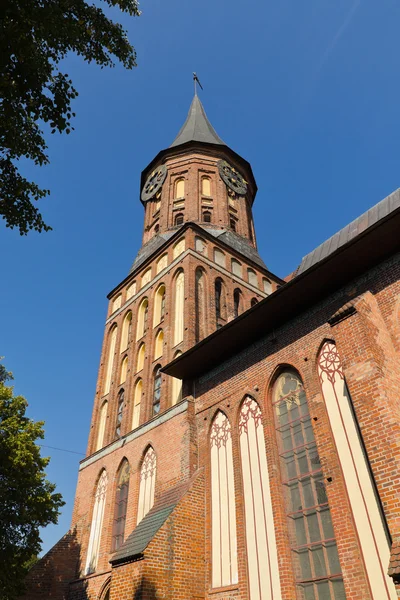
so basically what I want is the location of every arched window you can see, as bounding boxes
[154,223,159,235]
[203,211,212,223]
[195,268,206,342]
[126,281,136,300]
[175,213,184,226]
[173,271,184,346]
[157,253,168,274]
[215,278,226,325]
[104,325,117,395]
[273,371,345,599]
[247,268,258,287]
[96,401,108,451]
[231,258,242,277]
[112,460,130,551]
[318,342,394,598]
[214,248,226,267]
[171,351,183,406]
[154,330,164,360]
[120,311,132,352]
[111,294,121,313]
[239,397,282,599]
[85,470,108,574]
[202,176,211,196]
[230,218,237,232]
[132,379,142,429]
[175,178,185,199]
[173,238,185,259]
[115,389,124,439]
[141,267,152,288]
[210,412,238,588]
[137,447,156,524]
[233,289,241,318]
[251,298,258,307]
[120,356,128,384]
[136,298,148,340]
[153,366,162,415]
[263,278,272,295]
[136,343,145,372]
[195,236,206,254]
[153,284,166,327]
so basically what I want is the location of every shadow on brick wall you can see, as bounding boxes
[133,577,158,600]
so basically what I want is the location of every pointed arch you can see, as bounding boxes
[247,268,258,287]
[215,278,227,326]
[153,284,166,327]
[111,459,130,551]
[153,365,162,415]
[137,446,157,524]
[318,341,395,599]
[157,253,168,274]
[136,298,149,340]
[95,400,108,451]
[173,270,185,346]
[132,379,142,430]
[136,343,145,372]
[171,351,183,406]
[154,329,164,360]
[85,469,108,574]
[263,278,272,295]
[104,325,117,395]
[120,355,128,384]
[210,410,238,588]
[272,369,345,599]
[239,396,282,599]
[231,258,242,277]
[233,288,241,318]
[115,388,124,439]
[195,267,206,342]
[120,311,132,352]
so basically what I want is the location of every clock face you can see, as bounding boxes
[141,165,167,202]
[218,160,247,196]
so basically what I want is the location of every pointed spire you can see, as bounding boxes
[170,95,225,148]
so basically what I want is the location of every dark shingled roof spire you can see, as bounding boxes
[170,94,225,148]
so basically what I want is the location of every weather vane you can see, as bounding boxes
[193,72,203,94]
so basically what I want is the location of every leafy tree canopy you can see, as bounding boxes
[1,0,140,235]
[0,363,64,599]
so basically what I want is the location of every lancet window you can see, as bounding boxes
[233,289,241,318]
[112,460,130,551]
[120,356,128,384]
[96,401,108,451]
[195,268,206,342]
[173,271,184,346]
[132,379,142,430]
[115,389,124,439]
[136,298,149,340]
[171,351,183,406]
[104,325,117,395]
[153,284,166,326]
[137,447,157,524]
[153,366,162,415]
[136,343,145,372]
[154,330,164,360]
[120,311,132,352]
[85,470,108,574]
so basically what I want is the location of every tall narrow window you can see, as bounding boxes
[230,218,237,232]
[215,278,226,325]
[141,268,152,288]
[214,248,226,267]
[112,461,130,552]
[203,211,212,223]
[157,254,168,274]
[136,298,148,340]
[263,278,272,295]
[120,311,132,352]
[175,178,185,199]
[195,268,206,342]
[233,289,241,318]
[173,271,184,346]
[115,389,124,439]
[137,447,157,524]
[136,343,145,372]
[154,330,164,360]
[104,326,117,395]
[173,239,185,259]
[318,342,395,599]
[171,351,183,406]
[175,213,184,226]
[239,397,282,600]
[153,284,166,326]
[126,281,136,300]
[153,366,162,415]
[132,379,142,429]
[248,268,258,287]
[273,371,345,600]
[231,259,242,277]
[202,176,211,196]
[210,411,238,588]
[120,356,128,384]
[111,294,122,313]
[96,401,108,451]
[85,470,108,574]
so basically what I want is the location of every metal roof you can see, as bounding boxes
[170,94,225,148]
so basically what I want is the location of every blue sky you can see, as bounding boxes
[1,0,400,555]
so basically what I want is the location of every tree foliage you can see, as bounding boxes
[0,0,140,235]
[0,363,64,599]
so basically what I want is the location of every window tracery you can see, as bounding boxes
[137,447,156,524]
[112,460,130,551]
[85,470,108,574]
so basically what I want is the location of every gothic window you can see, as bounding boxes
[195,236,206,254]
[104,325,117,395]
[195,268,206,342]
[231,258,242,277]
[171,351,183,406]
[111,294,122,313]
[273,371,345,600]
[210,411,238,588]
[154,330,164,360]
[173,238,185,259]
[154,223,159,234]
[115,389,124,439]
[173,270,184,346]
[96,401,108,451]
[120,311,132,352]
[215,278,226,325]
[175,213,184,226]
[233,289,241,318]
[153,366,162,415]
[112,460,130,552]
[141,267,152,288]
[157,253,168,274]
[85,470,108,574]
[126,281,136,300]
[318,342,394,599]
[251,298,258,307]
[153,284,166,326]
[202,176,211,196]
[120,356,128,384]
[239,397,282,599]
[263,278,272,295]
[136,298,148,340]
[137,447,157,524]
[230,218,237,232]
[214,248,226,268]
[203,211,212,223]
[175,178,185,199]
[132,379,142,430]
[248,268,258,288]
[136,343,145,372]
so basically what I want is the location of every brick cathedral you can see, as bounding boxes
[24,95,400,600]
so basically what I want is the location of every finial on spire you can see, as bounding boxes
[193,72,203,95]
